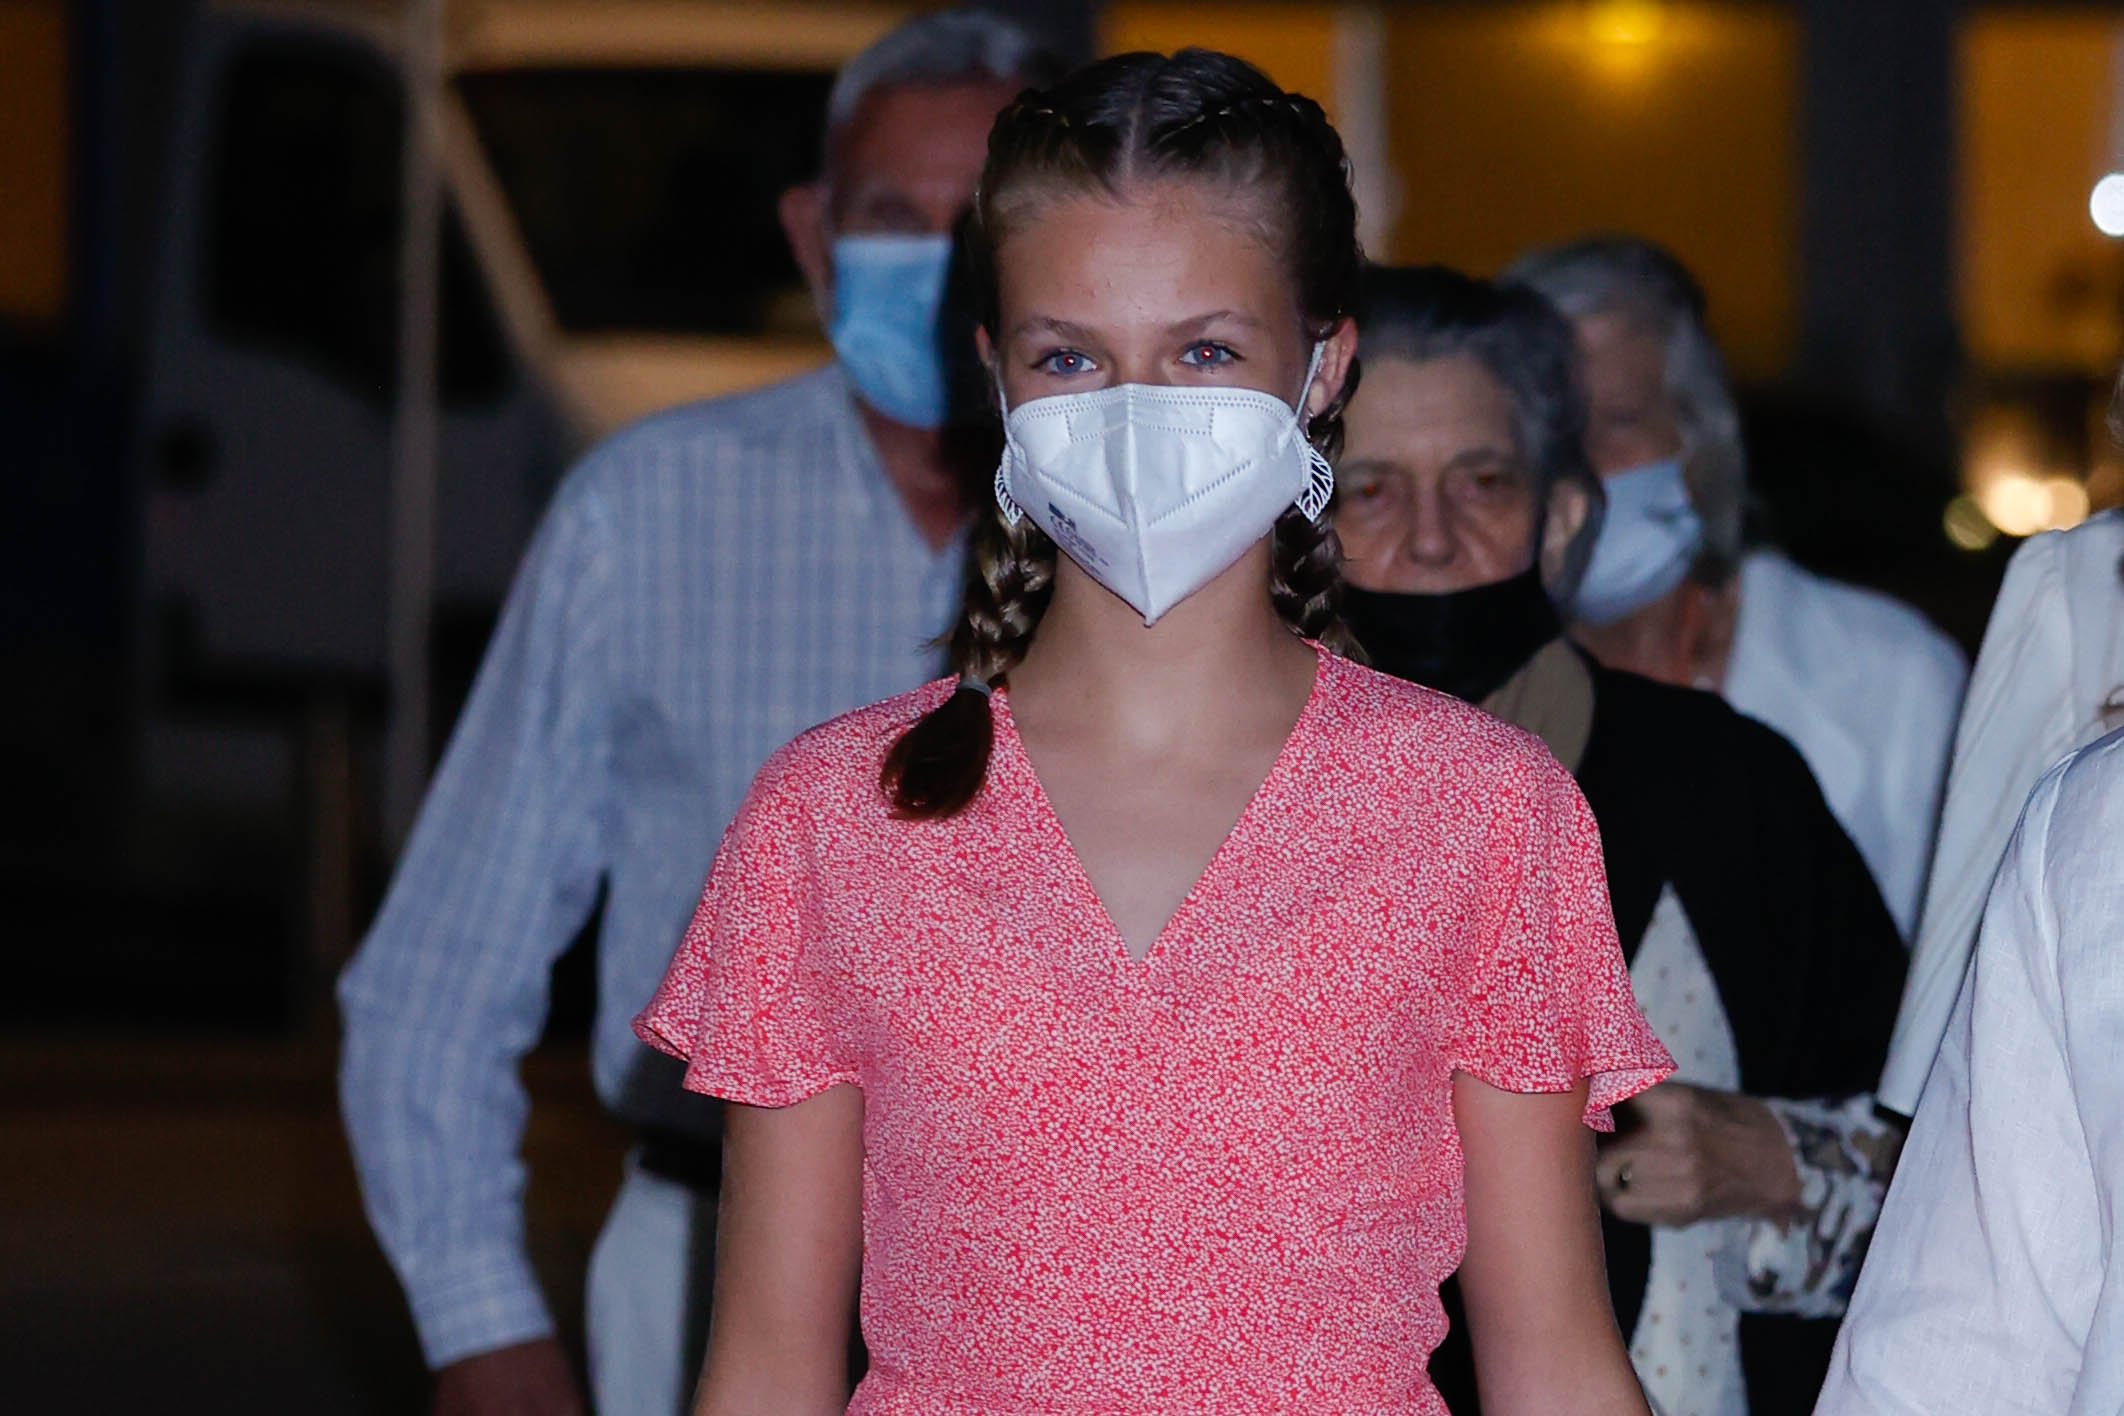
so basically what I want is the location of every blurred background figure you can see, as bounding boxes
[1508,238,1968,940]
[1337,265,1908,1416]
[1877,498,2124,1117]
[335,11,1060,1415]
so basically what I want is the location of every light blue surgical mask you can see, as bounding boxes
[827,234,955,429]
[1572,456,1704,625]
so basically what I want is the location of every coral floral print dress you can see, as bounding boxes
[637,648,1671,1415]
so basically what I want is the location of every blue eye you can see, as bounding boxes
[1180,341,1237,368]
[1036,349,1096,376]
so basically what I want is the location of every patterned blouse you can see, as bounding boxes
[639,650,1673,1413]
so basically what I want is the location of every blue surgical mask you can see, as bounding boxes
[1572,456,1704,626]
[827,234,955,429]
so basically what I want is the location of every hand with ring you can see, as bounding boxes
[1594,1081,1804,1227]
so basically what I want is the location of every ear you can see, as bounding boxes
[779,181,831,312]
[1304,316,1360,419]
[1538,477,1593,588]
[974,325,995,367]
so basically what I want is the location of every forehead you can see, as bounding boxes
[833,78,1021,193]
[1573,310,1669,397]
[992,179,1292,329]
[1344,353,1518,460]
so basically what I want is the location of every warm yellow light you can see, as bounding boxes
[1942,495,1998,552]
[2044,475,2091,529]
[1970,467,2093,537]
[1974,468,2055,537]
[1585,0,1667,47]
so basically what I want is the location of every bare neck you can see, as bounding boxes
[1008,547,1319,751]
[856,402,973,552]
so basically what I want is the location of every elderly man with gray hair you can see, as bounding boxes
[337,12,1062,1414]
[1508,238,1967,944]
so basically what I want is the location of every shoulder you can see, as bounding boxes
[558,365,850,503]
[2011,508,2124,605]
[2039,725,2124,861]
[742,678,958,822]
[1320,654,1570,799]
[1595,664,1805,770]
[1591,664,1830,812]
[1743,549,1967,692]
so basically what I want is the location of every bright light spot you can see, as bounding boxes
[2044,475,2091,529]
[1969,469,2094,538]
[2092,173,2124,237]
[1943,496,1998,552]
[1975,470,2055,537]
[1586,0,1666,47]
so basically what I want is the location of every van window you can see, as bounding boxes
[204,38,511,405]
[456,67,831,336]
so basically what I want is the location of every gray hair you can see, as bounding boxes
[1357,264,1607,605]
[826,8,1065,156]
[1506,236,1747,583]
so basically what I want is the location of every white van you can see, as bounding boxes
[136,0,910,821]
[132,0,932,993]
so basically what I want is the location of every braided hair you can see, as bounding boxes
[883,49,1367,818]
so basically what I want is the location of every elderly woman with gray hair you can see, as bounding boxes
[1335,265,1909,1416]
[1507,239,1966,946]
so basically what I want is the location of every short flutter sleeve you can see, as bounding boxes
[1452,751,1672,1130]
[634,753,856,1107]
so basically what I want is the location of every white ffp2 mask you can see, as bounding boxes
[992,345,1335,625]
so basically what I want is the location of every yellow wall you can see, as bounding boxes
[1102,3,1343,127]
[1099,3,1798,380]
[0,0,69,328]
[1958,10,2121,373]
[1383,3,1798,380]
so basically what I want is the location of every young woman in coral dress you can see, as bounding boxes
[638,48,1670,1416]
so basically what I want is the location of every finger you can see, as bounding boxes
[1601,1157,1704,1227]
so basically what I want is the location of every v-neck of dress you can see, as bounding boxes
[990,645,1334,970]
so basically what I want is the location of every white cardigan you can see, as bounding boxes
[1876,510,2124,1114]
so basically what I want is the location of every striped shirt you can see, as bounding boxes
[337,366,966,1366]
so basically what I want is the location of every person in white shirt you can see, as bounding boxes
[1814,724,2124,1415]
[1874,507,2124,1115]
[1508,238,1968,938]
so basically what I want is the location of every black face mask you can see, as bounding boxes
[1341,567,1562,704]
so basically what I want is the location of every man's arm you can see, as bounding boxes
[338,474,618,1388]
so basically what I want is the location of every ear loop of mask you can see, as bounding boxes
[1294,341,1336,523]
[992,371,1026,528]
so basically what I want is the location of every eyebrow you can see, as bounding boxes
[1443,446,1523,471]
[1008,315,1099,342]
[1167,309,1268,337]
